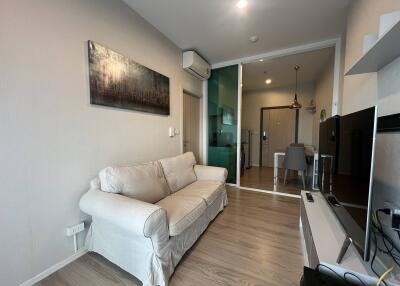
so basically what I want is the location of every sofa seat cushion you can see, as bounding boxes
[99,162,170,204]
[156,196,206,236]
[172,180,224,205]
[159,152,197,193]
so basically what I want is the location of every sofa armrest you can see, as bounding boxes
[79,189,168,239]
[194,165,228,183]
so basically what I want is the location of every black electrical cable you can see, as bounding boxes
[314,209,398,286]
[374,219,400,278]
[344,272,367,286]
[316,264,345,283]
[376,210,400,267]
[370,230,379,277]
[372,223,400,260]
[380,232,400,261]
[371,230,389,286]
[317,264,368,286]
[372,223,393,253]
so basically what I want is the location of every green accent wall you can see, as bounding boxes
[208,65,238,183]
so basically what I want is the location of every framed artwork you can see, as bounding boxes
[88,40,170,115]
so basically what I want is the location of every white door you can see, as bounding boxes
[183,92,201,161]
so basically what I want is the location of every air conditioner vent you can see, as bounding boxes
[183,51,211,80]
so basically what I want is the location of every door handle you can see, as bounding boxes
[262,130,268,141]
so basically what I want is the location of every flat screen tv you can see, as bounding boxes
[318,106,377,261]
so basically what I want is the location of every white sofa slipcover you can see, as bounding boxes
[79,152,228,286]
[99,161,170,203]
[159,152,197,193]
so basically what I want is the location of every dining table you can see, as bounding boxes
[273,147,318,192]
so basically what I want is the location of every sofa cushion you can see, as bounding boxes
[159,152,197,193]
[156,196,206,236]
[99,162,170,204]
[172,180,224,205]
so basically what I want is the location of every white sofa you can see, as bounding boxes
[79,152,228,286]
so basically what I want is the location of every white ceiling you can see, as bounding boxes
[242,47,335,92]
[123,0,349,64]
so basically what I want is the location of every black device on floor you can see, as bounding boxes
[300,266,361,286]
[306,192,314,202]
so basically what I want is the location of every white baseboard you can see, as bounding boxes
[237,186,301,199]
[226,183,238,187]
[19,248,88,286]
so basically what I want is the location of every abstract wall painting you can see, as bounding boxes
[88,40,170,115]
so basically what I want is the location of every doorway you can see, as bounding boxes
[260,107,297,167]
[183,92,201,162]
[240,47,336,195]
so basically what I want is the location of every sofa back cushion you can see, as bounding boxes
[159,152,197,193]
[99,161,170,203]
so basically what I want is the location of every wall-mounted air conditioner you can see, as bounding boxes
[183,51,211,80]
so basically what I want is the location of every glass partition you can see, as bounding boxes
[208,65,238,183]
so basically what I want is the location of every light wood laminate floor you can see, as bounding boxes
[36,187,304,286]
[240,166,312,195]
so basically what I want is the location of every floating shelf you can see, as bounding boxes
[346,20,400,75]
[378,113,400,133]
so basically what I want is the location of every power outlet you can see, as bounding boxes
[383,202,400,231]
[66,222,84,237]
[392,209,400,231]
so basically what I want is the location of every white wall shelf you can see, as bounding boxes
[346,20,400,75]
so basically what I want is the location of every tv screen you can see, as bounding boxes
[318,106,377,261]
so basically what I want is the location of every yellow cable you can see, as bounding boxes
[372,211,378,226]
[376,266,393,286]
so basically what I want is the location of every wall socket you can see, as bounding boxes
[66,222,85,237]
[392,209,400,231]
[168,127,180,137]
[383,202,400,231]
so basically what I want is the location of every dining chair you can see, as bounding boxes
[283,145,308,189]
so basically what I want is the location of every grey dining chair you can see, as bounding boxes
[283,145,308,190]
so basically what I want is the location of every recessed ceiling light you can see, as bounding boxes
[259,59,264,62]
[236,0,248,9]
[265,79,272,85]
[249,35,259,43]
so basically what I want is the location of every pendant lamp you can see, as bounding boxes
[289,65,302,109]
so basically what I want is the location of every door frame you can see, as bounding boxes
[182,88,203,163]
[259,106,299,167]
[236,64,243,186]
[207,37,342,187]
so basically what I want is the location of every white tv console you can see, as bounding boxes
[300,191,398,285]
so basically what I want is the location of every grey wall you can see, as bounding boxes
[342,0,400,116]
[342,0,400,272]
[241,83,316,166]
[312,56,334,148]
[0,1,202,285]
